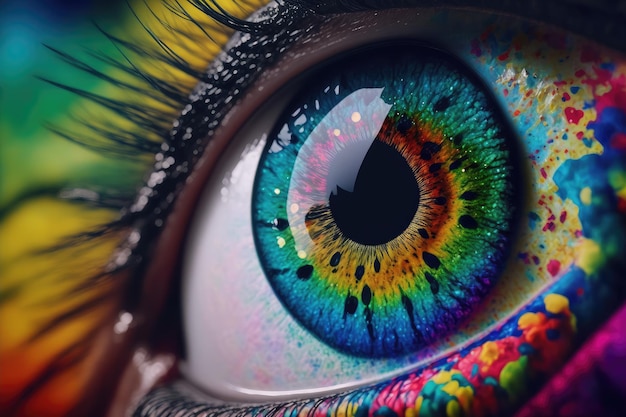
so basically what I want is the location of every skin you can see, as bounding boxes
[1,1,625,416]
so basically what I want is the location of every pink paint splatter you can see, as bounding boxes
[540,168,547,179]
[562,93,571,102]
[547,260,561,277]
[564,107,584,124]
[559,211,567,223]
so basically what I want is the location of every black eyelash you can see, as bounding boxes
[3,1,316,413]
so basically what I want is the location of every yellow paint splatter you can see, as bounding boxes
[446,400,462,417]
[574,238,604,275]
[479,341,500,366]
[518,312,540,328]
[432,369,457,384]
[544,293,569,314]
[580,187,592,205]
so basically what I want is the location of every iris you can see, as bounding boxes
[252,44,521,357]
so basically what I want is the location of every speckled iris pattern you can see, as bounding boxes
[252,46,519,357]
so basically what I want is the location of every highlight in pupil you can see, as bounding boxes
[252,44,521,357]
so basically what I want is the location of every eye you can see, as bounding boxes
[182,38,524,397]
[168,4,626,411]
[1,1,626,417]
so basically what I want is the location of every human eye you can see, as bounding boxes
[1,1,626,417]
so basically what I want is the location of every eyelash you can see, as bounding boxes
[12,0,289,409]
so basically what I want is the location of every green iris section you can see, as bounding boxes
[252,44,520,357]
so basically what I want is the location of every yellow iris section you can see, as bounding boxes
[0,1,270,415]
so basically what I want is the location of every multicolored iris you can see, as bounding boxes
[252,45,521,357]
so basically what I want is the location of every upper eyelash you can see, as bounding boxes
[43,1,312,266]
[5,1,312,411]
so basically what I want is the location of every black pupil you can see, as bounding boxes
[329,140,420,245]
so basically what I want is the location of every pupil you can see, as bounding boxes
[328,140,420,245]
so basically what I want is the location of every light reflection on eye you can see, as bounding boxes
[177,6,626,413]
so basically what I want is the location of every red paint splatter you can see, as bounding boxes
[611,132,626,150]
[540,168,547,179]
[575,69,587,78]
[513,109,521,117]
[559,211,567,223]
[547,260,561,277]
[577,287,584,296]
[564,107,584,124]
[543,222,556,232]
[583,67,613,88]
[562,92,571,102]
[576,131,584,140]
[618,197,626,213]
[498,51,510,61]
[554,80,567,87]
